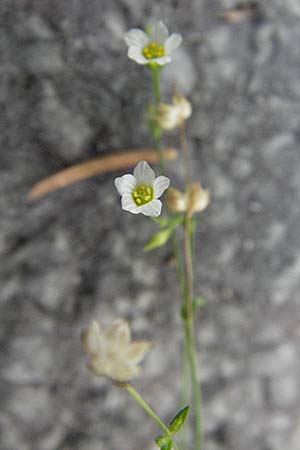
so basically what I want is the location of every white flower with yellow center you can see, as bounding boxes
[124,20,182,66]
[114,161,170,217]
[81,319,153,382]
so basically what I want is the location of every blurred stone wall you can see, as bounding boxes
[1,1,300,449]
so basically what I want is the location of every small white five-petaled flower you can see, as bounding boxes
[114,161,170,217]
[81,319,153,382]
[124,20,182,66]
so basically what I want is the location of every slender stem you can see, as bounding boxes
[150,66,165,172]
[183,214,203,450]
[126,384,170,435]
[151,65,161,104]
[171,232,186,301]
[179,122,192,186]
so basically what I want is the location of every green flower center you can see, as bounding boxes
[132,184,154,206]
[142,41,165,59]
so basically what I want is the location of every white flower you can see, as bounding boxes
[114,161,170,217]
[124,20,182,66]
[154,91,192,130]
[81,319,153,382]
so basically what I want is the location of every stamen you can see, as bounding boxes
[142,41,165,60]
[132,184,154,206]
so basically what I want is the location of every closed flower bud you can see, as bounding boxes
[154,91,192,131]
[166,182,210,216]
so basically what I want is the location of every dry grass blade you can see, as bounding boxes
[28,148,177,199]
[216,1,262,23]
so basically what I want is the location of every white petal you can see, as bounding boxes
[121,194,140,214]
[124,29,149,48]
[106,360,140,382]
[164,33,182,54]
[154,55,172,66]
[133,161,155,184]
[127,46,149,64]
[126,341,153,364]
[139,199,162,217]
[114,174,136,195]
[153,176,170,198]
[150,20,169,43]
[81,321,105,356]
[106,320,131,353]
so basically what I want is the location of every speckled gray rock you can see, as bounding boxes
[1,1,300,450]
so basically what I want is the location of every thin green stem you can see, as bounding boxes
[183,214,202,450]
[150,65,164,172]
[151,65,161,104]
[126,384,170,435]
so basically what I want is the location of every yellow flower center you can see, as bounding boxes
[132,184,154,206]
[142,41,165,59]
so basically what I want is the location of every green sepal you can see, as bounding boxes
[144,227,173,251]
[168,405,190,434]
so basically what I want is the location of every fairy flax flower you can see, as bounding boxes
[114,160,170,217]
[124,20,182,66]
[81,319,153,382]
[166,182,210,216]
[154,91,192,131]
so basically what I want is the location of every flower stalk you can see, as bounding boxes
[183,214,203,450]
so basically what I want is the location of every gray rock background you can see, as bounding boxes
[1,0,300,449]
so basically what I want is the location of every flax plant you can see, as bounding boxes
[82,20,210,450]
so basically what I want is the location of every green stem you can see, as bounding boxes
[150,65,164,172]
[183,215,202,450]
[151,65,161,104]
[126,384,170,436]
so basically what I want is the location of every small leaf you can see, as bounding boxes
[161,440,173,450]
[155,435,172,450]
[150,216,171,227]
[180,304,187,320]
[168,405,190,433]
[155,435,167,447]
[144,227,173,251]
[193,296,205,310]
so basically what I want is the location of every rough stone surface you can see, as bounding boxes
[1,1,300,450]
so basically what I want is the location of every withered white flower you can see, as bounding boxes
[166,182,210,216]
[81,319,153,382]
[154,91,192,130]
[114,161,170,217]
[124,20,182,66]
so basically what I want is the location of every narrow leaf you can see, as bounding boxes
[144,227,173,251]
[193,296,205,310]
[168,405,190,434]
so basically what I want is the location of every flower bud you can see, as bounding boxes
[166,183,210,216]
[154,91,192,131]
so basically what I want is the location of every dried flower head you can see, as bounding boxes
[124,20,182,66]
[114,160,170,217]
[166,182,210,216]
[154,91,192,130]
[81,319,153,382]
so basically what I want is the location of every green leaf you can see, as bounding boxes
[168,405,190,434]
[155,435,167,447]
[144,227,173,251]
[155,435,172,450]
[150,216,171,227]
[193,296,205,310]
[161,440,173,450]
